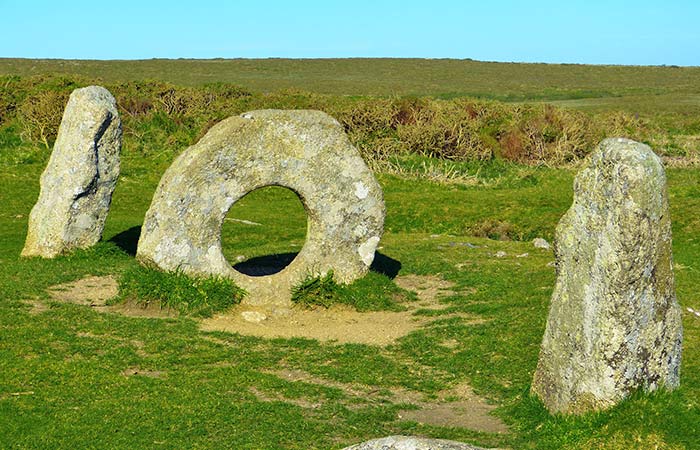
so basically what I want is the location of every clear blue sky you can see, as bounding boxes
[2,0,699,66]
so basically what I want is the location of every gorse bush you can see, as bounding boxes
[0,74,688,167]
[18,90,69,149]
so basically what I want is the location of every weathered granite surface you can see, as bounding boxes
[136,110,385,305]
[22,86,121,258]
[532,138,682,414]
[342,435,492,450]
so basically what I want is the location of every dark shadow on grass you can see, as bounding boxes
[233,252,297,277]
[370,252,401,279]
[108,227,403,281]
[233,250,401,279]
[109,226,142,256]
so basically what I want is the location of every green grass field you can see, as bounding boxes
[1,59,700,448]
[1,155,699,449]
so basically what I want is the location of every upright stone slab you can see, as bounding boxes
[22,86,121,258]
[136,110,385,305]
[532,138,682,414]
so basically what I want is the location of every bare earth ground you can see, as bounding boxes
[29,274,508,434]
[40,275,178,318]
[201,273,484,346]
[201,305,425,346]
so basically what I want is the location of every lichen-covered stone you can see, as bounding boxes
[136,110,385,305]
[532,138,682,414]
[341,435,491,450]
[22,86,121,258]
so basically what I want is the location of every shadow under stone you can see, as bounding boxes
[233,250,401,279]
[233,252,298,277]
[109,226,142,256]
[370,252,401,279]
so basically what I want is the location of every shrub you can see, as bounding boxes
[396,102,494,161]
[467,219,519,241]
[18,90,69,149]
[2,73,685,167]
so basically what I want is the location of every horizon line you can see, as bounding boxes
[1,56,698,69]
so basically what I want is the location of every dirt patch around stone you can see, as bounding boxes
[397,381,508,433]
[248,386,322,410]
[47,275,119,306]
[22,299,50,315]
[200,304,425,346]
[121,367,166,378]
[42,274,505,433]
[44,274,480,345]
[394,274,457,307]
[45,275,177,318]
[201,273,480,346]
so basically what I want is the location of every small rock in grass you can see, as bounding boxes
[516,252,529,258]
[495,251,507,258]
[533,238,551,249]
[241,311,267,323]
[271,307,292,318]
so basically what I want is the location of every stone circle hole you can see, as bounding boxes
[222,186,308,277]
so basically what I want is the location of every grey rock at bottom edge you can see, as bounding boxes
[341,435,494,450]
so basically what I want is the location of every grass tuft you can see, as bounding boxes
[118,265,246,317]
[290,271,339,309]
[290,270,413,311]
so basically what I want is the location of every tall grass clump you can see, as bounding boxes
[290,270,412,312]
[119,265,246,317]
[291,271,340,309]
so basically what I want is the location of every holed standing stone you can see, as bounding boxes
[22,86,121,258]
[532,138,682,414]
[136,110,385,306]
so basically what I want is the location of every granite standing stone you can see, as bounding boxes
[341,435,492,450]
[136,110,385,305]
[22,86,121,258]
[532,138,682,414]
